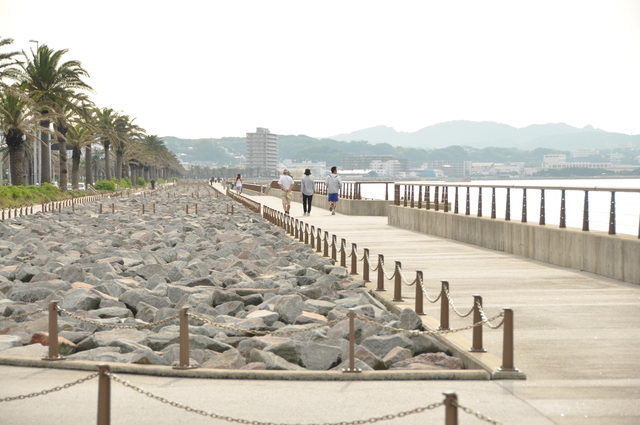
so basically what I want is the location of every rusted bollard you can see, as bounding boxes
[439,281,450,330]
[174,307,196,369]
[415,271,424,315]
[393,261,402,301]
[350,243,358,275]
[310,226,315,249]
[316,228,322,253]
[195,204,198,214]
[99,204,103,214]
[43,301,65,361]
[341,310,361,374]
[376,254,385,291]
[97,365,111,425]
[294,219,299,238]
[499,308,519,372]
[186,205,189,214]
[231,205,234,215]
[469,295,486,353]
[142,204,145,214]
[111,203,114,214]
[304,224,309,244]
[153,203,156,214]
[363,248,370,282]
[340,238,346,267]
[444,393,458,425]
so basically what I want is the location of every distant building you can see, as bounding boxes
[342,155,410,176]
[543,154,566,167]
[246,127,278,176]
[423,161,472,177]
[571,149,600,158]
[280,160,327,179]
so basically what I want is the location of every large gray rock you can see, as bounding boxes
[0,335,23,351]
[360,334,414,359]
[202,348,246,369]
[263,339,300,365]
[389,352,464,370]
[298,342,343,370]
[273,295,304,324]
[399,308,422,330]
[60,288,102,312]
[58,265,86,284]
[248,348,305,371]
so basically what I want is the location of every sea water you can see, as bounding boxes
[358,179,640,237]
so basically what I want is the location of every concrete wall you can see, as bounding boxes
[388,205,640,285]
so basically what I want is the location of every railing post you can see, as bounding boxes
[174,307,196,369]
[394,184,399,205]
[491,187,496,219]
[539,189,545,225]
[559,189,567,229]
[443,187,449,213]
[385,183,389,201]
[477,187,482,217]
[505,187,511,221]
[376,255,385,291]
[439,281,450,331]
[341,310,361,373]
[454,187,459,214]
[304,224,309,244]
[43,301,65,361]
[434,186,440,211]
[294,219,299,239]
[97,365,111,425]
[465,187,470,215]
[331,234,337,261]
[608,191,616,235]
[340,238,346,267]
[499,308,519,372]
[444,392,458,425]
[426,186,431,210]
[403,185,408,207]
[316,228,322,253]
[410,185,414,208]
[417,185,422,209]
[393,261,402,302]
[582,190,589,231]
[363,248,370,282]
[469,295,486,353]
[521,188,527,223]
[350,243,358,275]
[415,271,424,315]
[324,231,329,257]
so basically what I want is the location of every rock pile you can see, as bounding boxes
[0,184,462,371]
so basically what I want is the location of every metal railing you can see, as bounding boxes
[394,182,640,238]
[265,180,395,200]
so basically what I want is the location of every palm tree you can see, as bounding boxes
[14,45,92,185]
[65,122,96,189]
[92,107,119,180]
[112,114,143,180]
[0,37,20,85]
[0,88,51,186]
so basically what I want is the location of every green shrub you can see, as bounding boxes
[157,178,165,184]
[119,177,132,188]
[137,177,146,186]
[94,180,117,191]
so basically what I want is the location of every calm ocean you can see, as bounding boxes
[358,178,640,237]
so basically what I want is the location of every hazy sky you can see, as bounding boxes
[2,0,639,140]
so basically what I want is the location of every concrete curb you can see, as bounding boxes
[0,356,489,380]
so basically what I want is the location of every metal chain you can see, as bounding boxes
[0,373,98,403]
[396,267,416,286]
[107,372,443,425]
[0,306,48,321]
[454,402,504,425]
[379,259,395,280]
[367,251,379,272]
[58,307,180,329]
[356,313,504,336]
[477,304,505,329]
[188,313,347,336]
[418,275,441,304]
[444,286,475,318]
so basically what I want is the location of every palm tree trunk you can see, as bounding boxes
[103,141,111,180]
[6,129,25,186]
[85,144,93,185]
[71,146,81,188]
[40,119,51,184]
[115,148,123,180]
[58,139,68,190]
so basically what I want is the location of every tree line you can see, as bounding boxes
[0,37,184,189]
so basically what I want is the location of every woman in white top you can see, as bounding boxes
[235,174,243,193]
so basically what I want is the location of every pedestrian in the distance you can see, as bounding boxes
[278,169,294,215]
[300,168,314,216]
[325,166,342,215]
[235,174,243,193]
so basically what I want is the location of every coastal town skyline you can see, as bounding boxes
[2,0,639,139]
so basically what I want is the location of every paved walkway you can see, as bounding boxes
[1,185,639,425]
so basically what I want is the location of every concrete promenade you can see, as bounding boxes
[1,186,639,425]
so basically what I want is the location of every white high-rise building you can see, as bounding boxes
[246,127,278,177]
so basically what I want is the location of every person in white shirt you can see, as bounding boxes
[325,166,342,215]
[278,169,294,215]
[300,169,315,216]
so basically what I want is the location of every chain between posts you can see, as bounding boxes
[378,258,395,280]
[0,306,48,321]
[417,274,441,303]
[57,307,181,329]
[356,312,504,336]
[0,373,98,402]
[454,401,504,425]
[443,286,475,318]
[107,372,445,425]
[477,304,506,329]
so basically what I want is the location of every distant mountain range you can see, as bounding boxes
[328,121,640,150]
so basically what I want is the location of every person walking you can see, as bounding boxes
[325,166,342,215]
[300,168,315,216]
[278,169,294,215]
[235,174,243,193]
